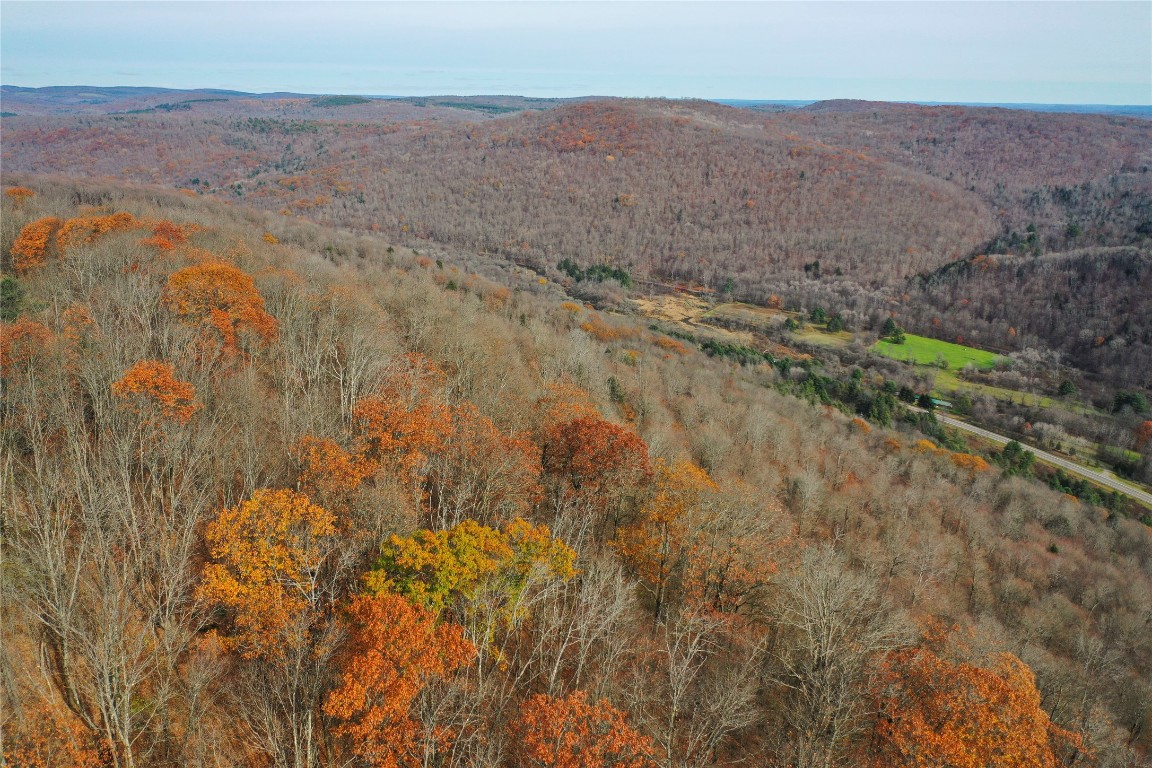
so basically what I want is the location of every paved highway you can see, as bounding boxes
[910,407,1152,508]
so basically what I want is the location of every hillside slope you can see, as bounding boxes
[2,178,1150,767]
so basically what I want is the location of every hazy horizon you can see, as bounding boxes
[2,1,1150,106]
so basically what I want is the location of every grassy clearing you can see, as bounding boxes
[701,302,789,329]
[874,334,1004,370]
[932,369,1058,407]
[793,327,853,348]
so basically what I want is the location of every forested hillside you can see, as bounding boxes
[3,180,1151,767]
[4,97,1150,392]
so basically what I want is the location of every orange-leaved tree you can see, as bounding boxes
[510,690,656,768]
[140,220,190,251]
[0,697,111,768]
[613,458,716,619]
[162,260,278,353]
[55,212,140,251]
[5,186,35,207]
[534,379,600,435]
[869,647,1085,768]
[0,318,52,373]
[950,452,992,474]
[424,402,541,527]
[541,415,651,542]
[11,216,62,273]
[112,359,201,425]
[198,488,339,660]
[353,355,453,491]
[295,435,378,514]
[323,593,475,768]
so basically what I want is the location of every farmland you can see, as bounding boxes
[873,333,1004,370]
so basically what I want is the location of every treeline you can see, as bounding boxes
[3,180,1151,768]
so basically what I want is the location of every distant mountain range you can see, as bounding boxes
[3,85,1149,118]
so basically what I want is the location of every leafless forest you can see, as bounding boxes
[2,92,1151,768]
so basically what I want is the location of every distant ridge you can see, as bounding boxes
[793,98,1152,118]
[4,86,1148,119]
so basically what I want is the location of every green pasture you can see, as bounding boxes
[874,334,1004,370]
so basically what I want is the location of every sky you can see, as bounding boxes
[2,1,1150,105]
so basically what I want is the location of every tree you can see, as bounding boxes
[869,648,1085,768]
[827,314,845,333]
[882,317,898,338]
[541,415,652,542]
[767,547,910,768]
[324,593,475,768]
[950,452,991,474]
[162,260,278,353]
[56,212,140,251]
[613,459,716,620]
[365,518,575,620]
[994,440,1036,477]
[198,488,339,660]
[352,355,453,491]
[810,307,827,324]
[198,489,348,768]
[1135,420,1152,451]
[1113,390,1149,414]
[295,435,377,515]
[112,359,200,425]
[424,402,541,528]
[543,416,654,502]
[917,393,935,411]
[1057,379,1076,398]
[5,185,35,206]
[11,216,62,272]
[0,318,52,372]
[510,691,656,768]
[140,220,189,251]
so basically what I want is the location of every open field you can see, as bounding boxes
[874,333,1004,370]
[700,301,789,329]
[792,326,853,348]
[933,369,1058,408]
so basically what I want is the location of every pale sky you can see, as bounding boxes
[2,1,1150,104]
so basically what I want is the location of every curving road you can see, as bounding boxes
[910,407,1152,508]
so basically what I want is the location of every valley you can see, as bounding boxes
[3,87,1151,768]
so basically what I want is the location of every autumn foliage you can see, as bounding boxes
[1135,420,1152,451]
[870,647,1085,768]
[614,459,717,618]
[542,416,652,496]
[324,593,475,768]
[296,435,377,511]
[56,212,140,251]
[162,260,278,351]
[11,216,62,272]
[112,359,200,424]
[510,691,656,768]
[140,219,190,250]
[5,185,35,205]
[199,489,337,659]
[1,699,111,768]
[950,452,991,473]
[366,518,575,616]
[0,318,52,371]
[353,355,452,485]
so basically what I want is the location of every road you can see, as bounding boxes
[911,407,1152,508]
